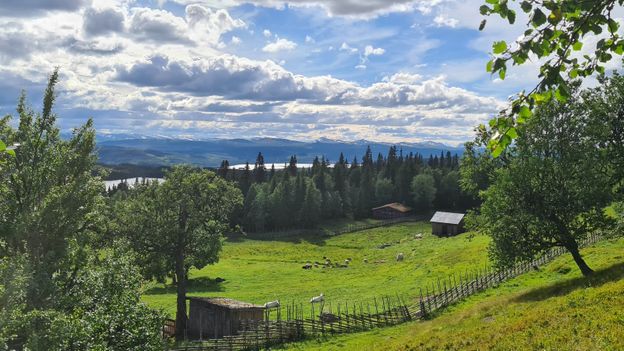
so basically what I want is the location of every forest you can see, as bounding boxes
[217,149,473,232]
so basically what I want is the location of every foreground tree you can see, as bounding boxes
[480,0,624,154]
[116,166,242,340]
[0,71,164,350]
[472,95,613,276]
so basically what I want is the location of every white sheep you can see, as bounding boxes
[396,253,404,262]
[310,293,324,303]
[264,300,280,309]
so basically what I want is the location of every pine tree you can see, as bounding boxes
[218,160,230,178]
[253,152,266,183]
[287,155,298,176]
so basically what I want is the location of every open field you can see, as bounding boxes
[142,221,491,317]
[280,237,624,351]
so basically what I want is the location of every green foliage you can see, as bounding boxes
[480,0,624,154]
[411,173,436,212]
[0,70,164,350]
[113,165,242,339]
[473,95,614,276]
[299,180,322,228]
[374,177,394,206]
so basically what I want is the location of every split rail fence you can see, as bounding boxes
[171,232,603,351]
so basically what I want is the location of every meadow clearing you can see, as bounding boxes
[281,237,624,351]
[142,221,491,317]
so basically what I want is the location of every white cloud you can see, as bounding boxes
[364,45,384,57]
[305,35,315,43]
[129,7,189,43]
[262,38,297,53]
[263,29,272,37]
[169,0,446,18]
[433,14,458,28]
[231,36,241,44]
[340,42,358,54]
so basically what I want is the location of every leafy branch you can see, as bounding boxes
[480,0,624,156]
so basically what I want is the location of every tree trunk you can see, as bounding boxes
[565,240,593,276]
[175,249,187,341]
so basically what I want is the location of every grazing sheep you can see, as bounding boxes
[264,300,280,309]
[313,263,319,268]
[344,259,350,265]
[302,263,312,269]
[415,233,423,239]
[310,293,324,303]
[396,253,404,262]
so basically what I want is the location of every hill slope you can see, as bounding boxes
[97,138,464,167]
[282,238,624,351]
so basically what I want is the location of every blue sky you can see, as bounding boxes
[0,0,549,145]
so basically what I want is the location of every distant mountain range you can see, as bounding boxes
[96,136,465,167]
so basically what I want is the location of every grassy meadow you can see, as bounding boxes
[281,237,624,351]
[142,221,491,317]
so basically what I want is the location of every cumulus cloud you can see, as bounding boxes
[115,54,501,115]
[363,45,384,57]
[129,8,189,43]
[263,29,272,37]
[115,54,357,101]
[83,7,125,36]
[262,38,297,53]
[0,0,87,17]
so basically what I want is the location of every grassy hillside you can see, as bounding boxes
[142,222,491,317]
[281,237,624,351]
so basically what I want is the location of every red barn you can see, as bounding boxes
[372,203,412,220]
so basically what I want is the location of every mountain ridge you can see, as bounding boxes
[96,136,465,167]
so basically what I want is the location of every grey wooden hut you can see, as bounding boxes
[430,211,466,237]
[187,297,265,339]
[372,203,412,219]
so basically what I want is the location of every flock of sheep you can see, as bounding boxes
[263,233,426,311]
[300,233,424,270]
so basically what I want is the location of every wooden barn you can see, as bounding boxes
[372,203,412,219]
[187,297,265,339]
[430,211,466,237]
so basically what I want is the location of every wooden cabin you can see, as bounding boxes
[187,297,265,339]
[372,203,412,220]
[430,211,465,237]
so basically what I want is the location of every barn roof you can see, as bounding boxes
[187,297,264,310]
[430,211,465,225]
[372,202,412,213]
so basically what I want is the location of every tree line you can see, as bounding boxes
[215,147,474,232]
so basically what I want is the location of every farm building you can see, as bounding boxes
[430,211,466,237]
[372,203,412,219]
[187,297,265,339]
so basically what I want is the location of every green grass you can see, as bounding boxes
[142,221,491,317]
[280,237,624,351]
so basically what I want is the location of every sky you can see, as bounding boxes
[0,0,573,145]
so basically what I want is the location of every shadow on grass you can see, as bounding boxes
[145,276,226,295]
[514,262,624,303]
[233,230,329,246]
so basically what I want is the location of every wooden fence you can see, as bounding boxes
[171,232,603,351]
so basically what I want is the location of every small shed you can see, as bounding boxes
[187,297,265,339]
[430,211,466,237]
[372,203,412,220]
